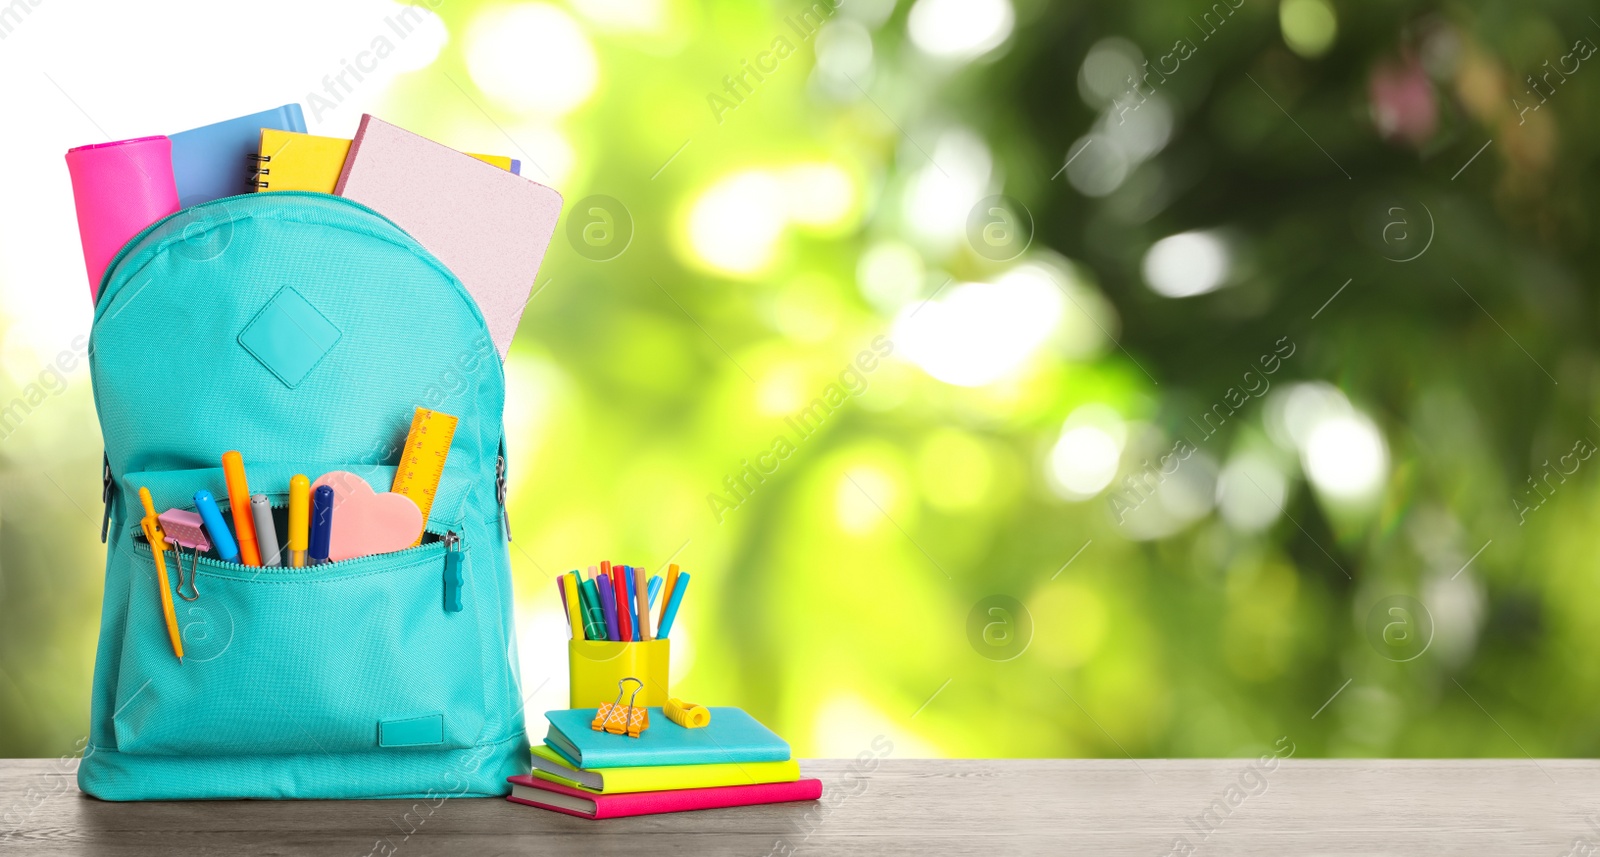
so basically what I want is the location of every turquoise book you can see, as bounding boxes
[544,707,791,769]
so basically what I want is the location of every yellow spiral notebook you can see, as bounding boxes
[253,129,518,193]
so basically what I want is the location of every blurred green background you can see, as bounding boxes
[5,0,1600,759]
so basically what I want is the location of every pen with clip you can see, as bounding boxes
[139,487,183,663]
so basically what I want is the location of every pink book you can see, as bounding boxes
[334,115,562,359]
[506,774,822,819]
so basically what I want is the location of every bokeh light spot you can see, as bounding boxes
[380,1,448,73]
[907,0,1014,61]
[570,0,668,34]
[684,170,787,277]
[781,162,857,229]
[1065,133,1129,197]
[814,19,875,89]
[891,265,1064,387]
[756,362,809,417]
[466,4,598,115]
[1280,0,1337,59]
[903,128,993,248]
[836,466,901,535]
[1049,417,1124,500]
[1217,452,1287,532]
[1078,37,1142,107]
[857,241,926,313]
[1142,230,1230,298]
[1305,412,1388,501]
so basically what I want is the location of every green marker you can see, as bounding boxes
[579,578,606,640]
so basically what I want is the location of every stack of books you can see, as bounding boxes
[507,707,822,819]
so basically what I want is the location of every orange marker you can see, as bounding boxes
[222,451,262,566]
[659,563,679,630]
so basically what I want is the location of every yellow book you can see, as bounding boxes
[253,129,516,193]
[529,744,800,794]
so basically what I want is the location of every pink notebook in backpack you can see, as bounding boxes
[65,136,181,299]
[334,115,563,359]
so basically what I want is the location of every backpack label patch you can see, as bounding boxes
[377,713,445,747]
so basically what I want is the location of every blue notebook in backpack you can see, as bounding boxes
[80,191,532,800]
[168,104,306,208]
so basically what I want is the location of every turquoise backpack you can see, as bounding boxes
[78,192,531,799]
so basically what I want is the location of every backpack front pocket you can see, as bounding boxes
[113,539,485,756]
[110,465,486,757]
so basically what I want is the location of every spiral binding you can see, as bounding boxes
[246,153,271,190]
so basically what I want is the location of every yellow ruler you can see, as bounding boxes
[391,407,459,545]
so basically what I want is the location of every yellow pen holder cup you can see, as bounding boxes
[568,639,670,709]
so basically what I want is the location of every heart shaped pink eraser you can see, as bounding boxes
[310,471,425,562]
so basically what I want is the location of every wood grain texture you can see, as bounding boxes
[2,758,1596,856]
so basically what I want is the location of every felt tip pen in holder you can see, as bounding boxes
[562,573,583,640]
[659,563,680,630]
[251,494,282,567]
[287,474,310,568]
[626,566,642,641]
[596,573,620,641]
[577,577,595,639]
[309,484,333,565]
[635,566,651,641]
[657,572,690,639]
[193,490,239,564]
[580,578,606,640]
[613,566,633,642]
[566,572,585,633]
[221,451,262,566]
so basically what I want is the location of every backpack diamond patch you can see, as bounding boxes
[238,287,342,388]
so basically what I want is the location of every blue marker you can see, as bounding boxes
[647,575,663,609]
[309,485,334,565]
[657,572,690,639]
[193,490,240,563]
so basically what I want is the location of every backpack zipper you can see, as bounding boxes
[442,531,464,612]
[93,192,435,314]
[100,452,113,544]
[153,526,467,614]
[495,439,512,542]
[137,526,453,569]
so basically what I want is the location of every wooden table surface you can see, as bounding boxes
[2,757,1596,855]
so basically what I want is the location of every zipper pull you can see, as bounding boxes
[100,452,113,544]
[442,531,464,613]
[495,443,512,542]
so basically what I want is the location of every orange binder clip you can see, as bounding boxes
[591,677,650,738]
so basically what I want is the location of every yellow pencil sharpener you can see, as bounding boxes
[568,639,670,709]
